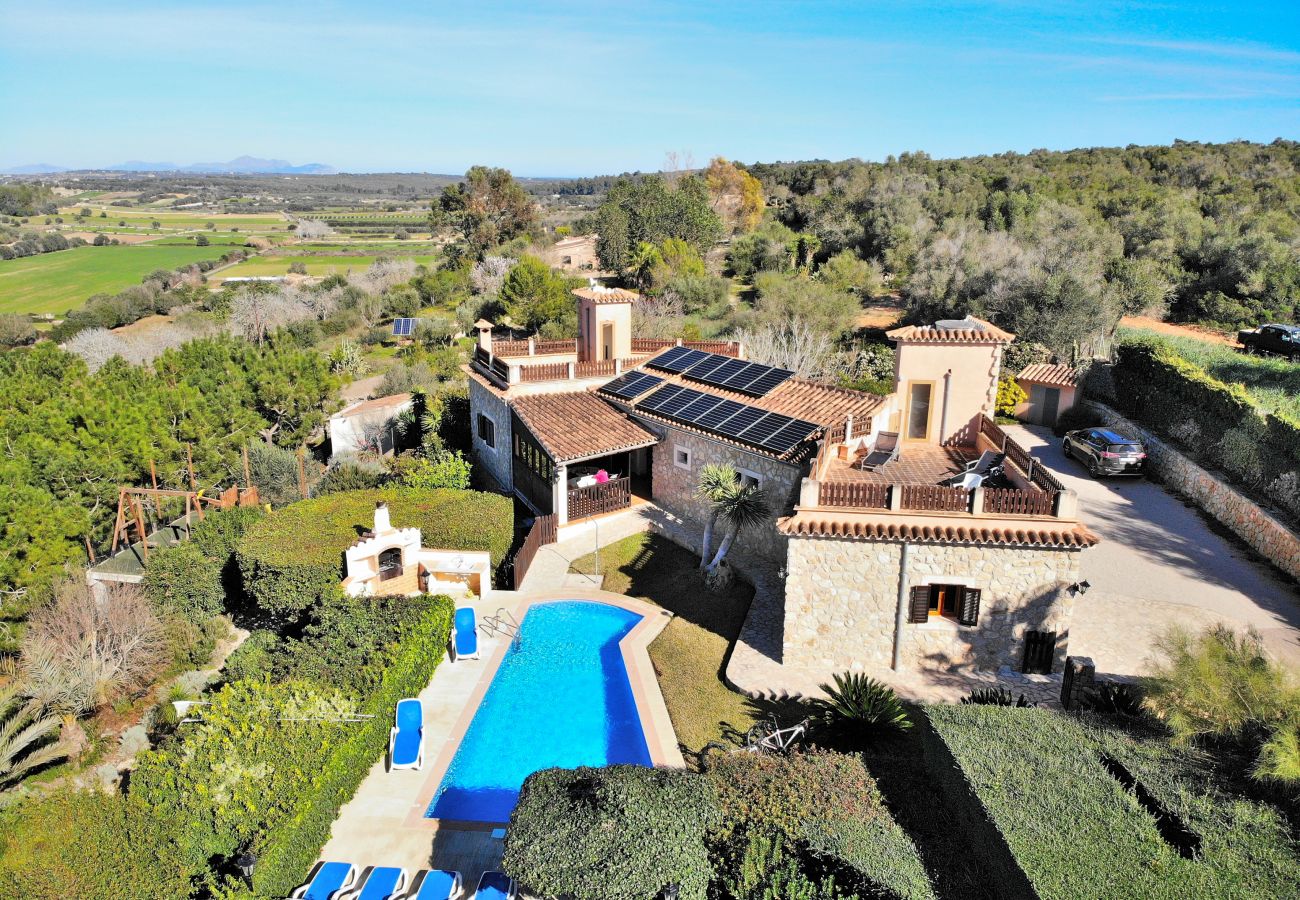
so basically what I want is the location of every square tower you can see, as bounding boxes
[573,282,638,362]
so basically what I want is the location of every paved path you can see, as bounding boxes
[1005,424,1300,675]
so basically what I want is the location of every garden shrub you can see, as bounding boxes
[923,704,1300,899]
[707,751,934,900]
[221,629,281,682]
[0,788,199,899]
[504,765,719,900]
[145,540,224,623]
[236,487,511,622]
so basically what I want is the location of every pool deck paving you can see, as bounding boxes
[316,584,682,889]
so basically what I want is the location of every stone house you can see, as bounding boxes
[467,288,1098,680]
[1015,363,1079,428]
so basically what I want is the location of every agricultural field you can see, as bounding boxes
[214,252,437,279]
[0,244,230,315]
[55,207,289,232]
[143,232,274,246]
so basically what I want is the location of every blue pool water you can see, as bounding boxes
[426,600,652,822]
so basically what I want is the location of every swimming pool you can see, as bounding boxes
[425,600,652,822]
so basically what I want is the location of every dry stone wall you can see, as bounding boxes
[782,536,1081,678]
[1091,402,1300,585]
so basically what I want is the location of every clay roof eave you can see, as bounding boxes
[776,509,1099,549]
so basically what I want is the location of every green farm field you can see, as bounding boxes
[0,244,231,315]
[56,208,288,231]
[215,253,437,278]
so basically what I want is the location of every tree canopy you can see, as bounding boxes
[590,175,724,272]
[431,166,540,259]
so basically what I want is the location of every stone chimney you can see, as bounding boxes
[474,319,494,355]
[374,501,392,535]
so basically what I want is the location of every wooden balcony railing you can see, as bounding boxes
[981,487,1054,517]
[899,484,972,512]
[519,362,570,383]
[819,482,890,509]
[568,476,631,521]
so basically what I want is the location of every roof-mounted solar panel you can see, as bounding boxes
[647,346,708,373]
[683,354,730,382]
[600,371,664,400]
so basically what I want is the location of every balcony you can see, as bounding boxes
[805,416,1075,520]
[472,338,743,389]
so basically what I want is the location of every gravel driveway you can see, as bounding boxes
[1005,424,1300,676]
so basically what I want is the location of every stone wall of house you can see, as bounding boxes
[1091,401,1300,584]
[782,536,1081,678]
[642,420,803,563]
[468,378,513,492]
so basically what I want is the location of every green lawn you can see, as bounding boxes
[570,532,799,759]
[216,253,436,278]
[0,244,232,315]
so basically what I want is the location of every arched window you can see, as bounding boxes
[378,547,402,581]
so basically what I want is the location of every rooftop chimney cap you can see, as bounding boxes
[934,317,984,331]
[375,500,387,509]
[474,318,493,330]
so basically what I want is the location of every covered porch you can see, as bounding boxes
[510,391,658,526]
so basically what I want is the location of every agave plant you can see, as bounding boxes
[811,672,911,737]
[1085,682,1144,716]
[961,687,1034,708]
[0,682,66,791]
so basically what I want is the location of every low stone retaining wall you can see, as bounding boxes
[1089,401,1300,584]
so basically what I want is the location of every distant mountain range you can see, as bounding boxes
[3,156,337,175]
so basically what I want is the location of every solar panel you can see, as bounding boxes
[680,352,794,397]
[600,371,664,400]
[633,383,818,456]
[683,354,730,382]
[392,318,414,337]
[647,346,708,373]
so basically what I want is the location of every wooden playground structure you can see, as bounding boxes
[98,446,261,563]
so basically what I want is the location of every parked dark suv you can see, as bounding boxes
[1062,428,1147,477]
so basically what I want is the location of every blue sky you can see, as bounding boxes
[2,1,1297,175]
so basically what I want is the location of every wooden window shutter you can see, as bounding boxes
[959,587,982,626]
[908,585,930,623]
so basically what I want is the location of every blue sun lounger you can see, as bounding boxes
[290,861,356,900]
[409,869,464,900]
[473,871,517,900]
[348,866,408,900]
[389,698,423,771]
[450,606,479,660]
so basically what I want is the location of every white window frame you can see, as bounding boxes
[737,467,763,488]
[673,445,692,470]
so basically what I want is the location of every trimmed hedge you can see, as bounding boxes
[505,766,720,900]
[251,593,454,897]
[923,705,1300,900]
[236,487,512,620]
[504,752,935,900]
[144,505,266,624]
[1111,334,1300,491]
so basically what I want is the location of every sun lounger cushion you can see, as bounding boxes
[391,699,422,768]
[292,861,355,900]
[413,870,462,900]
[474,871,516,900]
[454,607,478,657]
[354,867,406,900]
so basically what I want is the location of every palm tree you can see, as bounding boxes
[0,682,66,791]
[705,482,770,574]
[695,464,739,569]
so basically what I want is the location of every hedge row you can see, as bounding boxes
[252,593,455,896]
[1110,334,1300,490]
[923,705,1300,900]
[503,752,935,900]
[235,487,512,620]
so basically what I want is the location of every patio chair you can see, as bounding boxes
[290,861,357,900]
[450,606,479,661]
[389,698,423,771]
[348,867,409,900]
[856,431,900,471]
[472,872,518,900]
[942,450,1005,489]
[407,869,464,900]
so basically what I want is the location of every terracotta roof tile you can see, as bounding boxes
[572,286,640,304]
[512,391,658,463]
[1017,363,1078,388]
[887,316,1015,344]
[777,512,1099,548]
